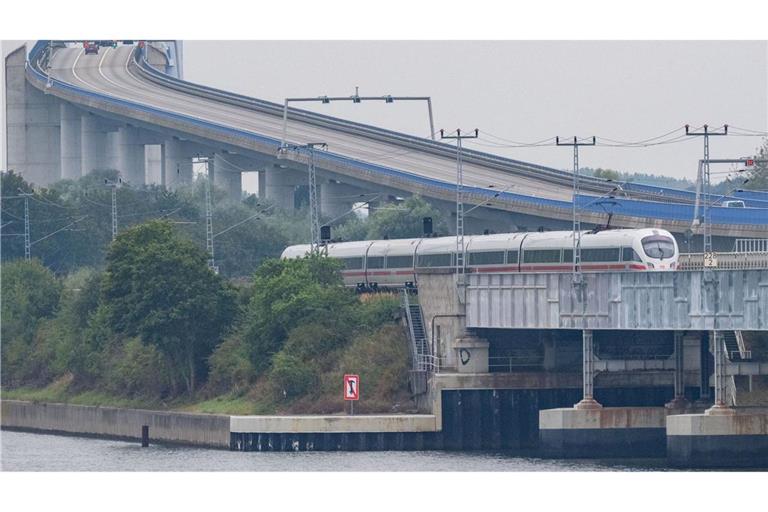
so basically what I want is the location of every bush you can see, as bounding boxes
[269,352,317,399]
[356,293,401,328]
[104,338,171,399]
[207,336,255,394]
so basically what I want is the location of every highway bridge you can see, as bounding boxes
[5,40,768,243]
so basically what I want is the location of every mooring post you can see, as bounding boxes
[574,329,602,409]
[141,425,149,447]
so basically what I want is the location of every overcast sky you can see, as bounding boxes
[185,40,767,187]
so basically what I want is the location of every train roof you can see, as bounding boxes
[281,228,676,259]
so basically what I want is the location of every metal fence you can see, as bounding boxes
[734,239,768,253]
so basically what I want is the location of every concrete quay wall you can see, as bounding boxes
[230,414,437,433]
[1,400,230,448]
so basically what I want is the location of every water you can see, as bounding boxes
[1,430,675,471]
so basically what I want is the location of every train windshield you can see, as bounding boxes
[641,235,675,260]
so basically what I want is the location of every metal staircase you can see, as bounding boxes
[401,290,431,371]
[723,331,750,361]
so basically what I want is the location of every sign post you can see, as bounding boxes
[343,374,360,415]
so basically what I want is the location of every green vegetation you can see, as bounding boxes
[1,170,448,278]
[583,138,768,194]
[1,223,413,414]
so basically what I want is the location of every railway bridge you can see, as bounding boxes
[407,266,768,466]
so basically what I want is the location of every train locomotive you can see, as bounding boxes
[281,228,679,290]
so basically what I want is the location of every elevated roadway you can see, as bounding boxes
[13,41,768,238]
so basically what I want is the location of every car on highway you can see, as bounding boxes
[84,43,99,55]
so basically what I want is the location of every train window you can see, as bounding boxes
[622,247,641,262]
[341,257,363,270]
[387,255,414,268]
[417,253,453,267]
[468,251,505,266]
[506,250,519,264]
[641,236,675,260]
[563,249,573,263]
[581,248,621,262]
[523,249,561,263]
[367,256,385,269]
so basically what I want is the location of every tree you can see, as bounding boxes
[744,138,768,191]
[241,254,355,372]
[101,220,237,394]
[365,195,447,240]
[0,260,62,386]
[592,168,621,182]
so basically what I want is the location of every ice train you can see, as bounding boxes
[281,228,679,289]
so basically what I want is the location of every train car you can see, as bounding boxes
[281,228,679,289]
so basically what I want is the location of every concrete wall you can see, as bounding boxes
[1,400,230,448]
[415,269,465,370]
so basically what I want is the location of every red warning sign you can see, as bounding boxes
[343,374,360,401]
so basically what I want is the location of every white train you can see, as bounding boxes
[281,228,679,289]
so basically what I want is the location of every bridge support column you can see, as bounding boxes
[264,167,305,210]
[116,127,145,185]
[213,154,243,201]
[695,332,712,407]
[574,329,602,409]
[80,114,108,176]
[5,46,61,186]
[145,145,163,185]
[60,103,82,180]
[319,181,367,219]
[707,331,735,415]
[666,331,689,409]
[162,138,194,188]
[257,171,266,199]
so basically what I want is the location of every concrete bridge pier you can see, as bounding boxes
[80,113,108,176]
[212,153,243,201]
[695,331,713,407]
[264,166,305,210]
[575,330,602,410]
[665,331,689,409]
[320,181,368,219]
[5,46,61,186]
[145,145,163,185]
[116,126,146,185]
[162,137,194,188]
[60,103,82,180]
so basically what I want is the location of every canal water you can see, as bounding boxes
[1,430,674,471]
